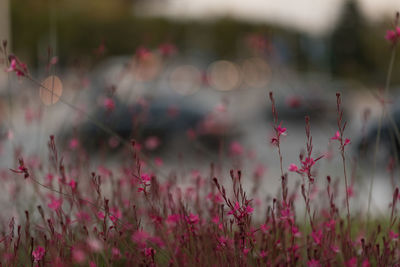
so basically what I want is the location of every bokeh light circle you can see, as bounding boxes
[241,57,270,88]
[169,65,202,95]
[133,53,162,82]
[39,75,63,105]
[207,60,241,91]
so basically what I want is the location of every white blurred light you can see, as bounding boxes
[241,57,270,88]
[169,65,202,95]
[39,75,63,106]
[132,53,162,82]
[207,60,241,91]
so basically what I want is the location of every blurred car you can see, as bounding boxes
[265,88,338,124]
[61,56,237,153]
[357,108,400,166]
[75,97,233,151]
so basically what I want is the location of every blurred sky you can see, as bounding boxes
[138,0,400,34]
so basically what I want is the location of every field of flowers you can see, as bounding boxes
[1,12,400,267]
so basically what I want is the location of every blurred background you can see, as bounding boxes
[2,0,400,82]
[1,0,400,213]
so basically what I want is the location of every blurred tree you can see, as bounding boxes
[329,0,373,79]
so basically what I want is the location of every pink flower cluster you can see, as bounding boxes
[227,201,253,219]
[32,246,45,262]
[271,123,287,146]
[288,157,319,174]
[5,55,28,77]
[137,173,152,193]
[331,131,350,146]
[385,27,400,44]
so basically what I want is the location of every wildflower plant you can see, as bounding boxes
[1,12,400,267]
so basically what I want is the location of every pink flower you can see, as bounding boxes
[270,123,287,146]
[386,30,398,43]
[259,250,267,258]
[5,56,27,77]
[331,245,340,253]
[97,211,105,220]
[112,247,121,259]
[276,123,287,136]
[347,186,354,198]
[5,59,17,73]
[108,136,120,148]
[187,128,197,140]
[110,207,122,223]
[292,226,301,237]
[230,141,243,156]
[140,173,152,187]
[68,179,77,190]
[270,136,278,146]
[245,205,254,214]
[50,256,65,267]
[260,223,270,233]
[48,196,62,211]
[69,138,79,150]
[246,33,268,52]
[311,229,322,245]
[331,131,340,140]
[215,103,227,113]
[7,130,14,140]
[151,236,165,247]
[254,164,266,178]
[136,46,152,61]
[211,215,220,224]
[344,138,351,146]
[325,219,336,231]
[300,157,316,173]
[76,211,91,223]
[228,201,240,215]
[159,43,177,57]
[166,214,180,225]
[187,213,200,224]
[46,173,54,183]
[32,246,45,262]
[132,230,150,245]
[331,131,350,149]
[142,173,151,182]
[25,108,37,124]
[103,97,115,111]
[217,236,230,248]
[206,192,223,204]
[345,257,357,267]
[288,163,298,172]
[145,136,161,151]
[280,204,294,222]
[286,95,302,108]
[362,259,370,267]
[50,56,58,65]
[307,259,321,267]
[87,238,103,252]
[144,247,156,257]
[72,247,86,263]
[389,230,399,241]
[154,157,163,166]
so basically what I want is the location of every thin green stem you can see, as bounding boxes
[367,47,396,228]
[341,148,351,237]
